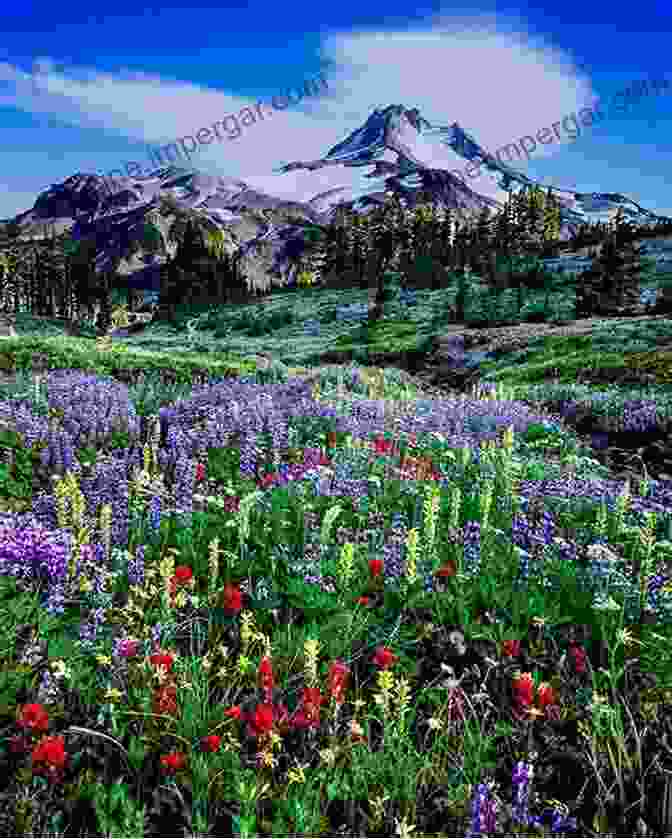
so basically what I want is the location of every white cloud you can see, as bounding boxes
[0,16,600,214]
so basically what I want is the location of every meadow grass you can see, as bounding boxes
[1,271,672,837]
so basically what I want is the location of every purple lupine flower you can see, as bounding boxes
[148,494,162,534]
[127,545,145,587]
[462,521,481,578]
[32,493,58,531]
[90,568,111,605]
[173,454,197,516]
[36,669,62,705]
[94,541,105,570]
[511,761,534,828]
[79,619,98,650]
[44,583,66,616]
[269,415,289,460]
[150,622,163,651]
[467,782,498,837]
[113,636,140,660]
[383,536,406,585]
[552,810,577,834]
[79,606,107,644]
[302,447,323,468]
[62,438,76,472]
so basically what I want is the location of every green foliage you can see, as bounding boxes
[234,305,295,337]
[317,305,339,325]
[75,444,98,466]
[523,422,552,442]
[0,426,36,503]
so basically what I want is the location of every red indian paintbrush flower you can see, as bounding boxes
[160,751,187,775]
[153,682,179,717]
[327,660,350,704]
[258,656,275,700]
[536,682,557,709]
[243,703,278,738]
[18,703,50,735]
[512,672,535,708]
[258,472,279,489]
[568,642,588,674]
[150,652,174,673]
[435,560,457,578]
[290,686,326,730]
[31,735,68,782]
[201,734,222,753]
[373,646,398,670]
[502,639,521,658]
[374,436,400,457]
[174,565,193,584]
[222,583,243,613]
[369,559,383,578]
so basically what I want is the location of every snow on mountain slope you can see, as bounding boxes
[272,104,666,230]
[4,103,670,299]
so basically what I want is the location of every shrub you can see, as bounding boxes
[268,307,294,330]
[318,306,338,325]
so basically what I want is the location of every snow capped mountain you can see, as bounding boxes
[4,102,670,296]
[275,104,666,231]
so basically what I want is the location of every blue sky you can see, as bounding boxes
[0,1,670,222]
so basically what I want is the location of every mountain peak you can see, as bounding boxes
[3,101,669,300]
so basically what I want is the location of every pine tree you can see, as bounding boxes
[313,222,348,289]
[592,210,648,316]
[469,207,495,279]
[347,212,365,284]
[542,188,562,250]
[437,206,457,271]
[402,200,442,290]
[523,185,546,253]
[451,223,470,322]
[570,209,644,318]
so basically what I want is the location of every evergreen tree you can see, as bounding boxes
[542,188,562,249]
[524,185,547,253]
[570,209,646,317]
[401,201,443,291]
[592,209,648,315]
[469,207,495,278]
[437,206,457,271]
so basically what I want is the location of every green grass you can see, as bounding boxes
[0,272,671,837]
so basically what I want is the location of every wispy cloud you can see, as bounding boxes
[0,16,618,211]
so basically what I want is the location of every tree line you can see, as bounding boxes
[0,185,670,329]
[291,185,668,320]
